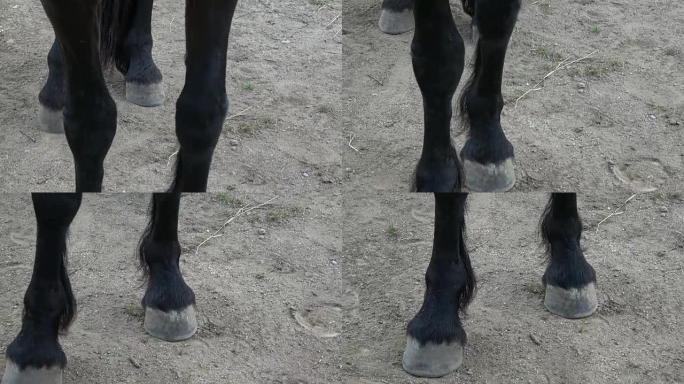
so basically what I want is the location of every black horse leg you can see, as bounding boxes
[411,0,466,192]
[116,0,165,107]
[137,193,197,341]
[39,0,117,192]
[459,0,520,192]
[2,194,81,384]
[540,193,598,318]
[403,193,475,378]
[37,40,65,133]
[171,0,238,192]
[379,0,414,35]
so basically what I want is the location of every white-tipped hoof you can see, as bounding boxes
[402,336,464,378]
[143,306,198,341]
[125,81,165,107]
[38,105,63,134]
[463,158,515,192]
[544,283,598,319]
[1,360,62,384]
[379,9,414,35]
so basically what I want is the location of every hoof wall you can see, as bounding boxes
[379,9,414,35]
[544,283,598,319]
[38,105,63,134]
[463,158,515,192]
[125,81,165,107]
[1,360,62,384]
[144,306,198,341]
[402,336,463,378]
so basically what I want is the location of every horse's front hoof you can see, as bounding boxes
[544,283,598,319]
[144,305,198,341]
[38,104,63,134]
[379,8,414,35]
[402,336,464,378]
[1,360,62,384]
[463,158,515,192]
[125,81,165,107]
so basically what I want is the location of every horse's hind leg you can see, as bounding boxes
[379,0,414,35]
[411,0,466,192]
[117,0,165,107]
[39,0,117,191]
[403,193,474,378]
[2,194,81,384]
[37,40,65,133]
[137,193,197,341]
[171,0,238,191]
[459,0,520,192]
[540,193,598,318]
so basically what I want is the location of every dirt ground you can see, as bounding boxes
[0,193,349,383]
[341,191,684,383]
[342,0,684,193]
[0,0,342,193]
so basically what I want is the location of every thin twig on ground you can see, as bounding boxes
[595,193,636,234]
[515,50,597,107]
[227,106,253,120]
[195,196,278,255]
[167,149,179,167]
[348,133,359,152]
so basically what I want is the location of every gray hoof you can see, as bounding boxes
[125,81,165,107]
[38,105,63,134]
[378,9,414,35]
[463,158,515,192]
[544,283,598,319]
[402,336,464,378]
[143,305,198,341]
[1,360,62,384]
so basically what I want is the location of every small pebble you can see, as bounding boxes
[529,333,542,345]
[258,235,265,240]
[667,119,680,126]
[648,114,656,120]
[659,206,668,213]
[577,82,586,89]
[128,357,142,369]
[257,228,266,235]
[229,139,239,146]
[303,172,309,177]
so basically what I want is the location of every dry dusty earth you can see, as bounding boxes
[0,0,342,193]
[341,191,684,383]
[0,192,350,383]
[342,0,684,193]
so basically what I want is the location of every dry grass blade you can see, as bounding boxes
[195,196,278,255]
[595,193,637,234]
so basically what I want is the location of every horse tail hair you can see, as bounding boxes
[99,0,134,66]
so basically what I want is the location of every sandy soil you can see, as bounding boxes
[0,0,342,193]
[0,192,349,383]
[342,0,683,193]
[341,191,684,383]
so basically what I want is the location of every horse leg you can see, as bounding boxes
[116,0,165,107]
[39,0,117,192]
[379,0,414,35]
[138,193,197,341]
[411,0,466,192]
[459,0,520,192]
[403,193,475,378]
[2,194,81,384]
[540,193,598,318]
[37,40,65,133]
[171,0,238,192]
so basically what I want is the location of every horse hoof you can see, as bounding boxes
[463,158,515,192]
[144,305,198,341]
[378,8,414,35]
[544,283,598,319]
[1,360,62,384]
[402,336,464,378]
[38,105,63,134]
[125,81,165,107]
